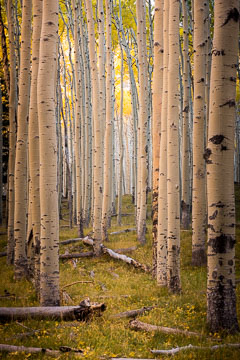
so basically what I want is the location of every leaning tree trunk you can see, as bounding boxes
[167,0,181,293]
[206,0,239,333]
[38,0,60,306]
[192,0,207,266]
[14,0,32,280]
[6,0,17,265]
[152,0,163,278]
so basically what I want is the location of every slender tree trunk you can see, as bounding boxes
[28,0,42,291]
[0,83,2,225]
[136,0,148,244]
[167,0,181,293]
[206,0,239,333]
[152,0,163,278]
[156,0,169,287]
[85,0,102,255]
[14,0,32,279]
[38,0,60,306]
[181,0,190,230]
[117,42,124,227]
[101,0,113,242]
[192,0,207,266]
[7,0,17,264]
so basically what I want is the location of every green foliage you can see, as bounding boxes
[0,191,239,359]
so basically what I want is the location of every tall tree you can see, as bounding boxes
[192,0,207,266]
[14,0,32,279]
[167,0,181,293]
[38,0,60,306]
[6,0,17,264]
[101,0,113,241]
[181,0,191,229]
[206,0,239,333]
[85,0,102,255]
[136,0,148,244]
[156,0,168,287]
[152,0,163,277]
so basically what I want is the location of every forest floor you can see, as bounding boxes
[0,189,240,359]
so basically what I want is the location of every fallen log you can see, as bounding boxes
[129,320,203,337]
[109,228,136,235]
[60,237,83,245]
[0,299,106,322]
[0,251,7,257]
[151,343,240,355]
[82,237,150,273]
[112,306,154,319]
[0,344,83,356]
[102,246,151,273]
[59,251,93,259]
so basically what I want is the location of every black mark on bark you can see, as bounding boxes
[221,8,239,27]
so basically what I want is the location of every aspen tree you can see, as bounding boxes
[102,0,113,241]
[72,0,84,237]
[167,0,181,293]
[117,42,124,227]
[6,0,17,264]
[156,0,168,287]
[28,0,42,289]
[206,0,239,333]
[85,0,102,255]
[14,0,32,279]
[98,0,105,183]
[0,84,2,225]
[181,0,190,230]
[152,0,163,277]
[136,0,148,244]
[192,0,207,266]
[38,0,60,306]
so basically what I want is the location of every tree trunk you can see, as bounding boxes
[167,0,181,293]
[38,0,60,306]
[181,0,191,230]
[6,0,17,265]
[14,0,32,279]
[156,0,169,287]
[136,0,148,244]
[192,0,207,266]
[101,0,113,241]
[85,0,102,256]
[206,0,239,333]
[152,0,163,277]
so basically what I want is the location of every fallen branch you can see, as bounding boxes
[59,251,93,259]
[151,343,240,355]
[102,245,151,273]
[0,299,106,322]
[109,228,136,235]
[0,344,83,356]
[129,320,203,337]
[60,237,83,245]
[0,251,7,257]
[112,306,154,319]
[81,237,150,273]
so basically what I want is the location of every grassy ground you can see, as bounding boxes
[0,190,240,359]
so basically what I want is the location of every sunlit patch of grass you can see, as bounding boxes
[0,191,240,359]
